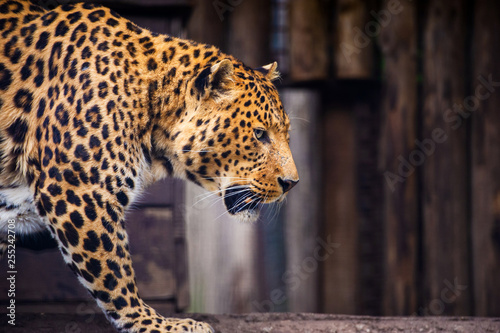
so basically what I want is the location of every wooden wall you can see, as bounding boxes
[185,0,500,317]
[8,0,498,318]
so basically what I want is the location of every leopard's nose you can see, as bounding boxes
[278,177,299,193]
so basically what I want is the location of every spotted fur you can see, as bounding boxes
[0,1,298,332]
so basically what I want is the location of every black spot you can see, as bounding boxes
[35,31,49,50]
[98,81,108,98]
[106,202,118,222]
[72,253,84,263]
[69,210,84,228]
[55,20,69,36]
[49,167,62,181]
[66,190,81,206]
[147,58,157,71]
[86,258,102,278]
[49,42,62,79]
[81,45,91,59]
[197,165,207,175]
[113,296,128,310]
[67,11,82,24]
[95,290,111,303]
[107,259,122,279]
[101,233,114,252]
[103,273,118,290]
[186,170,199,185]
[39,193,53,215]
[125,177,135,189]
[63,132,73,150]
[20,55,34,81]
[63,222,79,246]
[52,126,61,144]
[63,169,80,186]
[41,11,58,26]
[47,184,62,197]
[106,18,118,27]
[55,104,69,126]
[85,202,97,221]
[83,231,100,252]
[88,9,105,22]
[85,105,102,128]
[74,144,90,161]
[7,118,28,143]
[116,191,129,206]
[162,157,174,174]
[55,200,67,216]
[126,21,142,34]
[0,63,13,90]
[81,270,94,283]
[14,89,33,113]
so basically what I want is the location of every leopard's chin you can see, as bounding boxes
[231,208,260,223]
[223,186,261,222]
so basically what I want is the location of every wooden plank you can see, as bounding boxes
[471,0,500,317]
[378,0,418,315]
[422,0,471,315]
[187,0,226,50]
[228,0,272,68]
[280,89,321,312]
[0,205,178,302]
[335,0,374,78]
[321,106,359,314]
[185,184,258,313]
[289,0,329,81]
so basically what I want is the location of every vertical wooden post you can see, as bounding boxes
[471,0,500,317]
[379,0,418,315]
[422,0,471,315]
[335,0,374,78]
[185,184,259,313]
[228,0,272,68]
[281,89,321,312]
[187,0,225,49]
[321,106,359,314]
[289,0,329,81]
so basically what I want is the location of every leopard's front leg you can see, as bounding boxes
[36,181,212,333]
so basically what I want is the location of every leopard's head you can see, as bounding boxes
[178,59,298,222]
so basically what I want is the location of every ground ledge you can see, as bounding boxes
[1,312,499,332]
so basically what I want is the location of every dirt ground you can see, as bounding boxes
[1,312,500,333]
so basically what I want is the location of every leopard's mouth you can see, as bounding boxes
[223,186,261,216]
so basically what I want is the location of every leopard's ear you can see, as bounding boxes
[255,62,280,81]
[194,59,234,100]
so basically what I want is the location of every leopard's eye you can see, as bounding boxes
[254,128,270,143]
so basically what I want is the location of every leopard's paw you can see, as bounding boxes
[164,318,214,333]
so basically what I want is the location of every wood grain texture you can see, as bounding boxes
[471,0,500,317]
[378,0,418,315]
[422,0,471,315]
[335,0,373,78]
[187,0,225,50]
[280,89,321,312]
[289,0,329,81]
[228,0,272,68]
[185,183,259,313]
[321,107,359,314]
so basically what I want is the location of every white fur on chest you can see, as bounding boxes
[0,186,45,235]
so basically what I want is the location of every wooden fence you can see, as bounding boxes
[186,0,500,317]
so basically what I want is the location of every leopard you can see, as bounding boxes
[0,1,299,332]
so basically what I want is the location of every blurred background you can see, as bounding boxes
[1,0,499,319]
